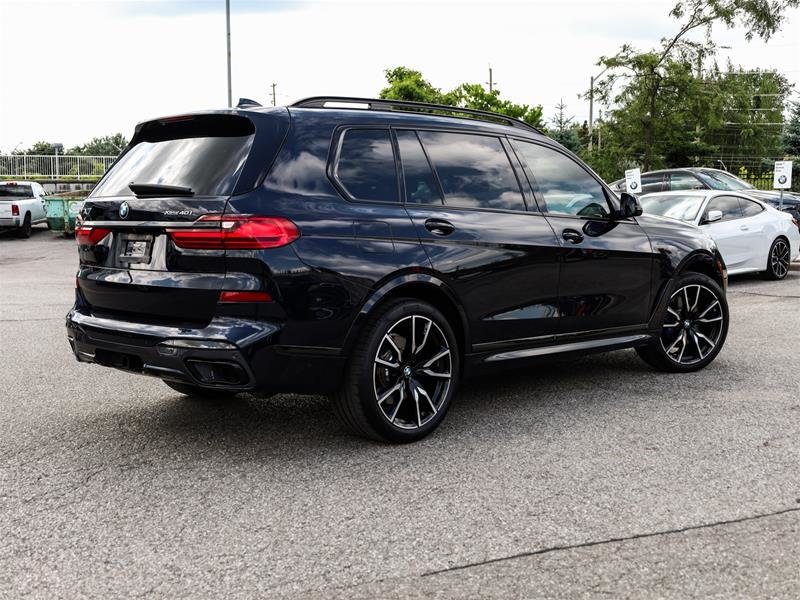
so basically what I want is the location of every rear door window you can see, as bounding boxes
[91,115,256,198]
[512,140,610,218]
[640,173,665,194]
[739,198,764,217]
[705,196,743,222]
[418,131,525,211]
[668,172,705,191]
[334,129,398,203]
[396,130,443,205]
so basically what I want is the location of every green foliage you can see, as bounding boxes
[68,134,128,156]
[14,141,57,155]
[591,0,798,174]
[784,101,800,156]
[546,99,582,153]
[379,66,544,129]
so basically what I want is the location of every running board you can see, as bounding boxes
[484,334,652,363]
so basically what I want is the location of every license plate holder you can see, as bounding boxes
[118,233,153,263]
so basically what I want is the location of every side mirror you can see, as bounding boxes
[702,210,723,225]
[617,192,643,219]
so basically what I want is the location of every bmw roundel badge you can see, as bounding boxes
[119,201,130,219]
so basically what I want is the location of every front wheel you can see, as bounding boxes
[332,299,460,443]
[636,273,729,373]
[761,237,791,280]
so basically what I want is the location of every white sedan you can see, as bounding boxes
[639,190,800,279]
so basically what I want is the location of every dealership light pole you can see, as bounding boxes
[226,0,232,107]
[588,66,609,152]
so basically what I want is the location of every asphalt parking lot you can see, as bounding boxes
[2,226,799,599]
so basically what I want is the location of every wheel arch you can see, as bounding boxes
[343,274,469,359]
[678,249,725,289]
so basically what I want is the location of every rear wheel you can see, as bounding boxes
[761,237,791,280]
[16,213,32,238]
[332,299,459,443]
[163,380,240,399]
[636,273,728,372]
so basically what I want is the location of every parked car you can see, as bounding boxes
[0,181,47,237]
[639,190,800,279]
[610,167,800,228]
[66,97,729,442]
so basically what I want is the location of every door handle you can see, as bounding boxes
[424,219,455,236]
[562,229,584,244]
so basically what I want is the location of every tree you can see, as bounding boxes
[784,101,800,156]
[379,66,543,129]
[592,0,798,171]
[548,99,582,152]
[69,133,128,156]
[13,141,56,155]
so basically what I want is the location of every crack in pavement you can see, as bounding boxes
[728,290,800,299]
[421,505,800,577]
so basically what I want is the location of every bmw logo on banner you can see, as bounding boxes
[119,201,130,219]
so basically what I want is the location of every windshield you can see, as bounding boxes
[697,170,753,191]
[91,115,255,198]
[640,194,706,222]
[0,184,33,198]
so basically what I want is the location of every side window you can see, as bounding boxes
[417,131,525,211]
[513,140,610,217]
[740,198,764,217]
[395,130,443,205]
[641,174,664,194]
[705,196,743,222]
[334,129,398,202]
[669,172,704,191]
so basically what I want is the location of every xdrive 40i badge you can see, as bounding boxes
[163,210,193,217]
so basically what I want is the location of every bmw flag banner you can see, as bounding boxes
[625,168,642,194]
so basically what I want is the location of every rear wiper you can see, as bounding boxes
[128,182,194,198]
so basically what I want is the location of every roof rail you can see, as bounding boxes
[290,96,544,135]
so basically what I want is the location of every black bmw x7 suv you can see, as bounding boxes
[67,96,729,442]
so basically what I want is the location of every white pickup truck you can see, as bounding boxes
[0,181,48,238]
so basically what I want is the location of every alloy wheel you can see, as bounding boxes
[770,239,790,279]
[372,315,452,430]
[660,284,725,366]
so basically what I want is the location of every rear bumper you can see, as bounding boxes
[65,308,346,394]
[0,218,20,227]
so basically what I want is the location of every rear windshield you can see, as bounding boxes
[0,184,33,198]
[91,115,255,198]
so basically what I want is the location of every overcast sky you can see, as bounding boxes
[1,0,798,152]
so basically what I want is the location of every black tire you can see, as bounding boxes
[760,237,791,280]
[163,380,240,399]
[332,298,460,443]
[16,213,32,238]
[636,272,729,373]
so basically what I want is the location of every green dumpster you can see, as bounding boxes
[46,196,85,235]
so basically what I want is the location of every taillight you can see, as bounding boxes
[75,225,111,245]
[219,290,273,303]
[11,204,19,216]
[167,215,300,250]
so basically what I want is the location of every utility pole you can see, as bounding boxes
[587,67,610,152]
[226,0,232,107]
[488,66,494,92]
[271,83,277,107]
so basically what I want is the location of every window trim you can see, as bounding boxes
[509,137,621,221]
[738,196,765,217]
[393,128,446,206]
[328,125,402,205]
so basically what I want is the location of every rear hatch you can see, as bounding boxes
[77,111,288,325]
[0,183,34,218]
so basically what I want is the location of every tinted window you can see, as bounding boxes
[740,198,764,217]
[92,115,255,198]
[698,170,753,191]
[396,130,443,205]
[335,129,398,202]
[0,184,33,198]
[513,141,610,217]
[705,196,743,222]
[640,174,664,194]
[669,172,704,191]
[418,131,525,211]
